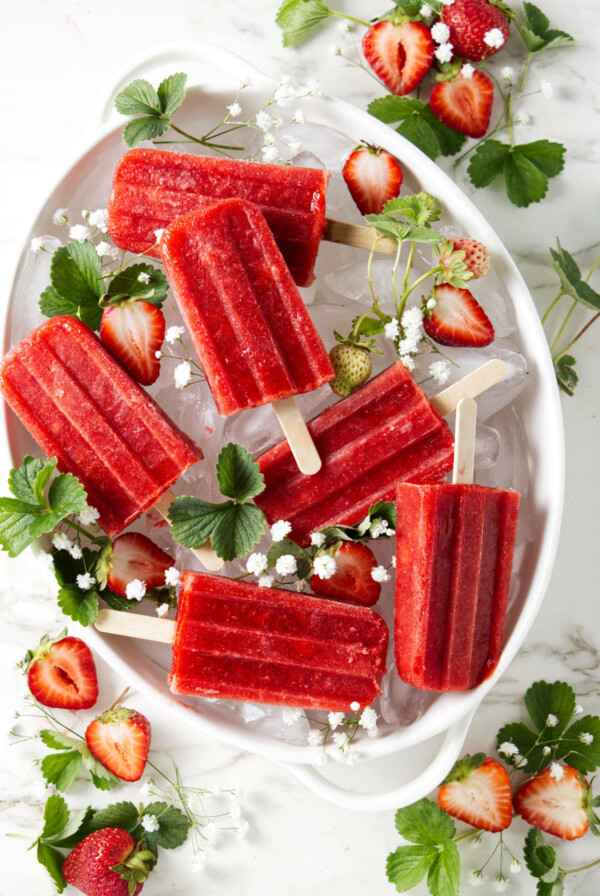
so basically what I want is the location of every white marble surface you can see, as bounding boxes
[1,1,600,893]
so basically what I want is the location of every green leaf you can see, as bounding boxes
[421,105,466,157]
[51,241,103,306]
[115,78,161,116]
[90,801,140,833]
[44,807,94,848]
[40,751,83,792]
[381,193,442,226]
[554,354,578,395]
[525,680,576,736]
[396,113,440,161]
[386,845,438,891]
[123,115,171,148]
[40,729,83,752]
[518,3,574,52]
[81,751,120,790]
[407,226,445,244]
[34,462,55,508]
[556,715,600,773]
[441,752,486,784]
[369,501,397,531]
[157,72,187,117]
[89,771,120,791]
[503,142,566,207]
[41,794,70,840]
[368,95,424,124]
[516,140,566,178]
[267,538,312,580]
[395,798,455,846]
[351,314,386,338]
[216,443,265,502]
[276,0,333,46]
[496,721,545,772]
[140,802,191,849]
[57,584,98,626]
[106,263,169,308]
[537,875,566,896]
[101,589,138,612]
[210,501,266,561]
[365,218,411,242]
[169,497,227,548]
[550,242,600,311]
[524,828,560,880]
[39,285,103,330]
[9,456,55,503]
[468,140,511,188]
[0,508,41,557]
[37,842,66,893]
[427,840,461,896]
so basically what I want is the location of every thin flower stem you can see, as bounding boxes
[563,857,600,875]
[401,242,416,303]
[169,123,242,152]
[518,52,533,93]
[62,518,104,545]
[550,299,577,354]
[541,287,565,325]
[403,266,443,305]
[555,312,600,360]
[331,10,371,28]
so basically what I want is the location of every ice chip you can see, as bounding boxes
[380,661,437,725]
[474,422,502,470]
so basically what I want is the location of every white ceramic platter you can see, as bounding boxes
[1,44,564,810]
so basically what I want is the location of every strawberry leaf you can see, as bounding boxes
[368,96,423,124]
[517,3,574,52]
[115,78,161,116]
[420,106,466,157]
[106,263,169,308]
[395,798,455,846]
[550,242,600,311]
[554,354,578,395]
[496,721,542,771]
[90,801,140,832]
[427,840,460,896]
[210,502,266,561]
[524,680,576,735]
[386,845,438,891]
[381,194,441,226]
[169,497,225,548]
[555,715,600,773]
[57,584,98,626]
[468,140,511,188]
[43,807,95,848]
[138,802,191,850]
[396,113,440,161]
[36,842,67,893]
[368,97,465,160]
[276,0,333,47]
[40,793,70,840]
[39,285,103,331]
[157,72,187,118]
[50,241,103,306]
[9,456,55,504]
[267,538,312,580]
[123,115,171,148]
[470,140,565,207]
[536,876,566,896]
[524,829,560,880]
[216,442,265,502]
[40,750,83,792]
[40,729,82,752]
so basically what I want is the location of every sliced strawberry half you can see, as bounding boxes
[100,300,165,386]
[107,532,174,598]
[438,755,512,832]
[363,20,434,97]
[424,283,494,347]
[26,633,98,710]
[429,70,494,139]
[513,766,591,840]
[342,144,403,216]
[85,706,151,782]
[310,542,382,607]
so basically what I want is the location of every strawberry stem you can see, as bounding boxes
[555,312,600,360]
[518,52,533,93]
[563,856,600,875]
[331,10,370,28]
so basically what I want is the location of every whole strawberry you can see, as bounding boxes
[329,343,372,397]
[62,827,155,896]
[452,238,490,279]
[441,0,512,62]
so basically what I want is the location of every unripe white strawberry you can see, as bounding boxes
[329,344,372,397]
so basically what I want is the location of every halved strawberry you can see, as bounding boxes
[25,632,98,710]
[452,238,490,279]
[429,70,494,139]
[310,542,381,607]
[513,766,591,840]
[438,755,512,832]
[100,300,165,386]
[86,706,151,782]
[441,0,511,63]
[363,20,434,96]
[342,144,403,216]
[106,532,174,598]
[424,283,494,347]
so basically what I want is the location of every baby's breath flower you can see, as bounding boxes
[286,138,302,156]
[255,110,272,131]
[371,565,391,584]
[52,532,72,552]
[313,555,336,580]
[350,701,361,712]
[469,870,485,886]
[359,707,378,731]
[310,531,326,547]
[282,707,302,725]
[579,732,594,745]
[484,28,505,49]
[165,566,181,587]
[461,63,475,79]
[338,19,352,32]
[426,296,437,310]
[274,82,296,107]
[400,354,416,371]
[402,305,424,329]
[574,703,583,715]
[329,43,342,56]
[69,224,90,243]
[238,77,251,90]
[344,747,359,765]
[291,108,305,124]
[429,360,451,386]
[141,814,160,833]
[549,762,564,780]
[109,246,122,261]
[332,731,347,747]
[262,145,280,164]
[174,361,192,389]
[52,208,68,225]
[307,728,325,746]
[501,66,514,82]
[227,102,242,118]
[499,741,519,756]
[509,859,521,875]
[189,853,206,873]
[546,713,559,728]
[126,579,146,601]
[234,817,250,839]
[258,574,274,588]
[88,208,108,231]
[276,554,297,576]
[295,579,306,592]
[137,271,151,284]
[385,319,400,340]
[399,333,420,356]
[391,555,396,568]
[370,519,389,538]
[540,80,553,99]
[517,111,531,125]
[435,43,454,64]
[156,603,169,618]
[431,22,450,43]
[165,325,185,344]
[493,875,509,893]
[543,745,552,755]
[76,572,96,591]
[306,78,323,97]
[155,350,163,359]
[69,544,83,560]
[314,749,328,765]
[141,778,155,799]
[420,4,434,18]
[30,237,45,252]
[96,241,112,257]
[271,520,292,542]
[328,711,344,729]
[154,228,165,241]
[246,552,269,576]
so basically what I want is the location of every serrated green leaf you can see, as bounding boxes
[468,140,511,188]
[9,456,55,503]
[39,285,103,330]
[216,443,265,502]
[40,729,82,752]
[365,218,411,241]
[45,807,94,848]
[396,113,440,161]
[556,716,600,772]
[427,840,461,896]
[41,751,83,792]
[537,873,566,896]
[0,508,41,557]
[157,72,187,117]
[48,472,87,517]
[142,802,191,849]
[522,2,550,35]
[525,680,576,735]
[210,502,266,561]
[90,801,140,832]
[408,226,445,244]
[123,115,171,148]
[351,314,387,338]
[524,828,560,880]
[276,0,333,46]
[421,105,466,157]
[515,140,565,178]
[0,497,41,514]
[386,845,438,891]
[51,241,103,306]
[518,3,574,52]
[497,721,545,772]
[101,589,138,612]
[381,194,441,226]
[106,263,169,308]
[41,794,70,840]
[368,95,424,124]
[56,584,98,626]
[369,501,397,531]
[266,538,312,580]
[89,771,120,791]
[37,842,66,893]
[81,750,120,788]
[168,497,225,548]
[395,798,455,846]
[504,151,550,207]
[550,243,600,311]
[33,463,55,508]
[115,78,161,116]
[555,354,578,395]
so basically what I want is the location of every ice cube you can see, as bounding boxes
[474,423,502,470]
[379,661,437,726]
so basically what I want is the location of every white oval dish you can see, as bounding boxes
[1,44,564,810]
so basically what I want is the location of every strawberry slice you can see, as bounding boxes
[438,755,512,832]
[26,633,98,710]
[85,706,151,782]
[424,283,494,347]
[429,70,494,139]
[363,21,434,97]
[107,532,174,598]
[310,542,381,607]
[514,766,591,840]
[100,300,165,386]
[342,144,403,216]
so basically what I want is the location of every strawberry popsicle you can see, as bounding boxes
[168,571,389,710]
[0,316,200,539]
[394,398,520,691]
[108,148,330,287]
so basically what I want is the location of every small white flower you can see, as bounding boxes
[110,247,122,261]
[88,208,108,231]
[275,554,297,576]
[579,732,594,745]
[371,565,391,584]
[81,209,90,220]
[501,66,515,82]
[370,519,389,538]
[274,81,296,108]
[295,579,306,592]
[255,110,272,131]
[509,859,521,875]
[262,145,280,163]
[310,531,326,547]
[306,78,323,97]
[286,138,302,156]
[427,296,437,310]
[30,237,45,252]
[461,63,475,80]
[156,603,169,617]
[291,108,305,124]
[499,741,519,757]
[126,578,146,601]
[189,852,207,873]
[52,208,68,225]
[344,747,359,765]
[313,555,337,580]
[229,802,242,822]
[282,707,302,725]
[440,0,455,5]
[517,112,531,125]
[420,4,434,18]
[165,566,181,587]
[359,707,378,730]
[155,350,163,359]
[174,361,192,389]
[539,80,553,99]
[141,814,160,833]
[493,875,509,893]
[69,544,83,560]
[227,102,242,118]
[328,711,344,729]
[258,574,274,588]
[429,360,451,386]
[543,745,552,755]
[52,532,72,552]
[69,224,90,242]
[574,703,583,715]
[76,572,96,591]
[165,325,185,344]
[137,271,151,284]
[329,43,342,56]
[338,19,352,32]
[400,354,416,372]
[484,28,505,49]
[238,77,251,90]
[307,728,325,746]
[546,713,559,728]
[469,870,485,887]
[202,821,220,847]
[350,701,361,712]
[385,319,400,340]
[314,749,328,765]
[235,817,250,839]
[431,22,450,43]
[246,552,269,576]
[401,306,424,329]
[391,555,396,568]
[271,520,292,542]
[140,778,155,799]
[154,228,165,241]
[435,43,454,64]
[549,762,564,780]
[332,731,347,747]
[263,132,276,147]
[96,241,112,257]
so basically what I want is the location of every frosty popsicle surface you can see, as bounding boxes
[0,316,200,538]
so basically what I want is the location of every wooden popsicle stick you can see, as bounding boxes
[431,359,507,418]
[324,218,398,255]
[155,490,224,571]
[96,608,174,643]
[272,396,322,475]
[452,398,477,485]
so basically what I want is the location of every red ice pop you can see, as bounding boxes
[394,398,520,692]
